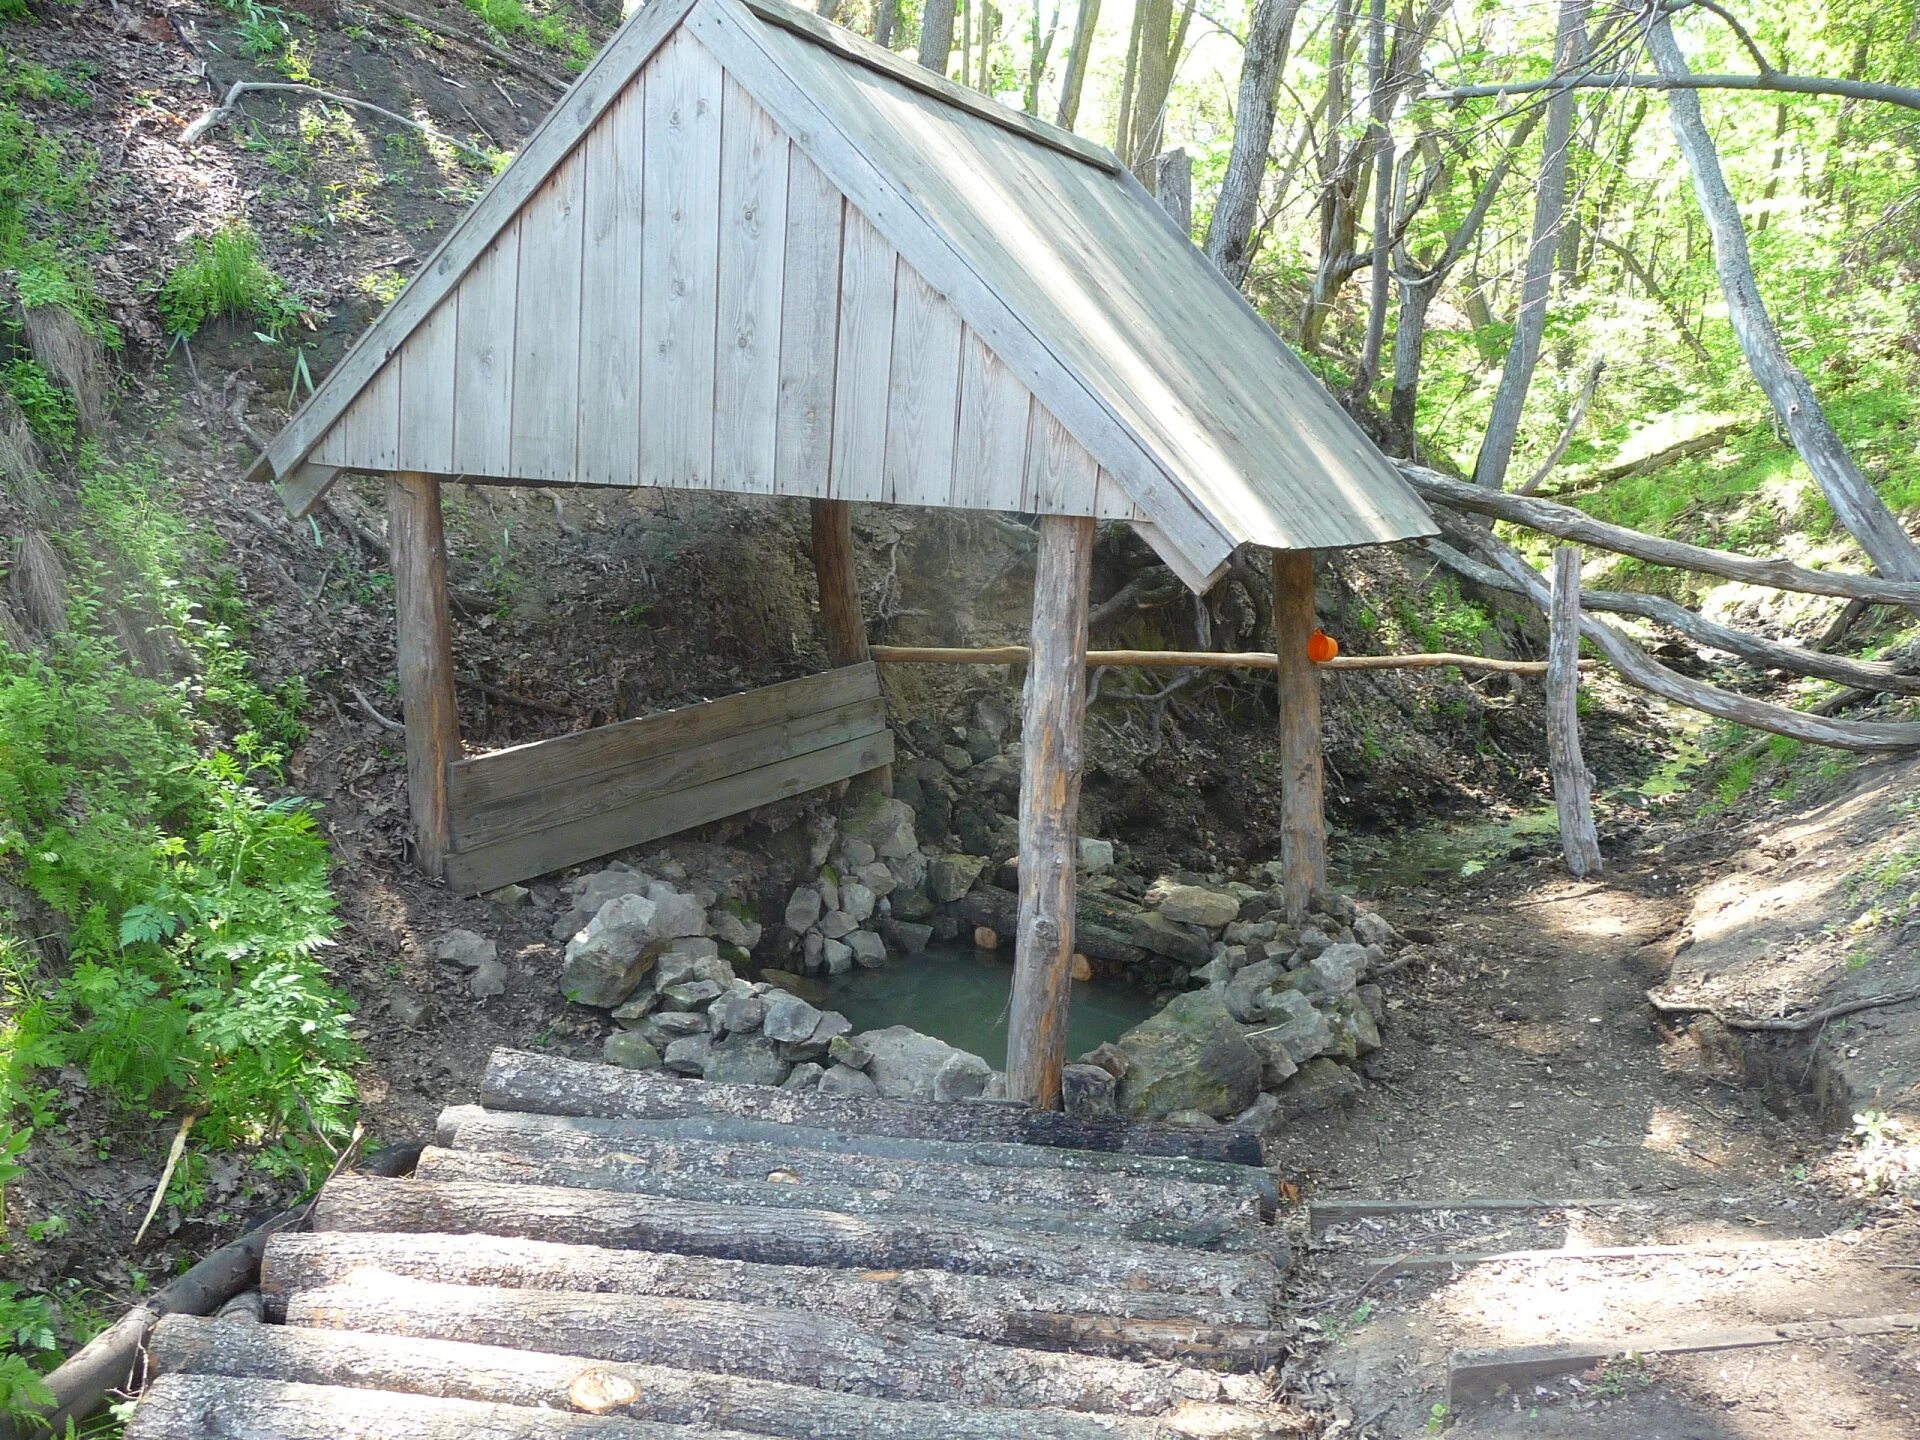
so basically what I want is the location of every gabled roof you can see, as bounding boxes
[253,0,1435,590]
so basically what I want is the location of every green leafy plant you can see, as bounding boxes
[1,359,76,450]
[461,0,593,64]
[155,224,303,340]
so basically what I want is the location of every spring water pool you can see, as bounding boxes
[813,943,1163,1069]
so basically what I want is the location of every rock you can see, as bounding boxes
[801,929,825,971]
[859,1026,994,1102]
[468,959,509,999]
[654,947,733,992]
[878,919,933,954]
[1077,838,1115,873]
[843,793,918,859]
[484,883,531,908]
[1222,959,1286,1022]
[648,1010,710,1037]
[610,992,659,1026]
[1357,983,1386,1024]
[761,991,824,1043]
[710,991,766,1036]
[784,886,824,931]
[941,744,973,772]
[817,872,841,914]
[890,887,935,921]
[1279,1056,1363,1112]
[1240,1025,1300,1087]
[1310,884,1358,924]
[827,1033,873,1069]
[1150,882,1241,930]
[1223,920,1279,946]
[560,895,667,1008]
[552,869,650,940]
[799,1010,852,1054]
[841,837,877,868]
[840,881,877,923]
[782,1061,825,1090]
[889,850,929,891]
[821,937,854,973]
[1250,989,1334,1064]
[757,970,828,1004]
[702,1034,790,1087]
[1059,1063,1117,1119]
[603,1032,663,1070]
[663,1034,711,1075]
[386,989,429,1028]
[658,979,725,1011]
[807,813,837,869]
[1130,911,1212,967]
[845,929,888,968]
[1325,994,1383,1059]
[1110,990,1261,1120]
[927,853,988,903]
[1294,927,1333,960]
[818,1063,879,1097]
[1162,1108,1219,1127]
[1354,911,1399,948]
[1192,953,1236,989]
[709,908,762,951]
[1306,943,1369,997]
[431,929,496,970]
[1230,1092,1282,1134]
[1083,1041,1130,1079]
[819,909,858,940]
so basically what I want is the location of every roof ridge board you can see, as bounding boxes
[255,0,703,510]
[736,0,1119,176]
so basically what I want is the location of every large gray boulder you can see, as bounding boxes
[843,794,918,859]
[703,1034,790,1087]
[643,882,711,942]
[1130,912,1212,968]
[552,868,649,939]
[1249,988,1334,1065]
[1222,958,1286,1022]
[603,1032,662,1070]
[560,894,668,1007]
[858,1025,994,1102]
[761,991,824,1043]
[1110,990,1262,1120]
[927,853,988,903]
[1151,882,1241,929]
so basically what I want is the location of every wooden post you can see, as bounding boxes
[1271,549,1325,922]
[1006,515,1095,1110]
[1548,546,1603,877]
[809,499,869,667]
[388,472,460,878]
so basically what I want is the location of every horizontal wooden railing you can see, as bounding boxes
[870,645,1594,676]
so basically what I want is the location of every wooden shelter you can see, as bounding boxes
[252,0,1435,1104]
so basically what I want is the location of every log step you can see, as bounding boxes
[262,1231,1275,1359]
[436,1105,1267,1224]
[314,1175,1281,1300]
[147,1315,1204,1440]
[280,1273,1279,1417]
[412,1145,1268,1252]
[483,1048,1269,1169]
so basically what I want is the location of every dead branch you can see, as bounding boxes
[1433,70,1920,113]
[1648,986,1920,1032]
[349,685,405,734]
[180,81,494,164]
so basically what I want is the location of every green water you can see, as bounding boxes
[817,944,1162,1069]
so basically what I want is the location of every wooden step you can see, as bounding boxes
[437,1105,1267,1223]
[483,1048,1269,1169]
[314,1175,1281,1300]
[261,1231,1274,1361]
[412,1145,1267,1252]
[149,1315,1207,1440]
[281,1273,1279,1417]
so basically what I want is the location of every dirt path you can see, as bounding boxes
[1285,856,1920,1437]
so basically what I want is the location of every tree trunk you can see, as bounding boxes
[1203,0,1304,284]
[875,0,896,47]
[1645,15,1920,588]
[1546,547,1602,877]
[1114,0,1143,159]
[387,472,460,877]
[1270,550,1324,921]
[1054,0,1100,129]
[1349,0,1393,400]
[1472,0,1591,489]
[1151,148,1192,234]
[918,0,957,75]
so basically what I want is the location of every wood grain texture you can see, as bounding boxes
[1006,515,1093,1109]
[714,77,788,493]
[509,150,587,481]
[1271,549,1324,922]
[809,500,869,666]
[397,298,456,472]
[577,79,647,486]
[883,266,963,503]
[951,331,1033,511]
[1547,547,1602,878]
[387,473,460,878]
[828,206,896,502]
[449,223,520,473]
[772,147,842,496]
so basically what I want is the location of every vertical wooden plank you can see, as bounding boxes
[1271,548,1325,922]
[641,30,724,489]
[882,265,962,505]
[1007,514,1095,1110]
[319,362,400,469]
[388,473,461,878]
[1091,466,1145,520]
[451,223,521,477]
[828,206,896,503]
[509,150,586,482]
[579,79,646,487]
[1548,547,1603,877]
[773,149,842,498]
[714,78,789,494]
[398,298,457,474]
[1022,406,1098,514]
[952,329,1032,511]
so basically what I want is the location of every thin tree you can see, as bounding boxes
[919,0,958,75]
[1203,0,1306,283]
[1055,0,1101,129]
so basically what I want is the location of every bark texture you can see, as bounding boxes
[1546,547,1602,877]
[1204,0,1304,283]
[1271,550,1324,921]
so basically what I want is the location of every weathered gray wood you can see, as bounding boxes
[312,1175,1279,1298]
[449,223,520,474]
[714,76,788,494]
[1308,1196,1619,1237]
[411,1146,1258,1250]
[280,1276,1275,1415]
[951,331,1033,511]
[1547,547,1602,878]
[480,1047,1271,1166]
[148,1316,1190,1440]
[509,149,586,480]
[443,727,893,893]
[883,267,963,505]
[828,206,896,502]
[396,301,456,472]
[1008,514,1094,1109]
[1271,548,1324,922]
[1022,407,1097,515]
[387,473,460,877]
[577,80,646,487]
[434,1105,1263,1223]
[772,147,842,496]
[124,1373,745,1440]
[439,1102,1278,1206]
[261,1230,1273,1337]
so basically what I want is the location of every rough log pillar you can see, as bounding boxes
[1006,515,1096,1110]
[1271,548,1325,922]
[388,472,460,878]
[1548,546,1603,876]
[810,499,869,667]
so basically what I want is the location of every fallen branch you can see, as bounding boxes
[1432,70,1920,113]
[134,1112,201,1248]
[1647,986,1920,1032]
[349,684,405,734]
[359,0,569,93]
[180,81,494,164]
[459,677,580,718]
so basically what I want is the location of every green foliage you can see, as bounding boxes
[0,102,112,338]
[461,0,594,65]
[0,55,90,107]
[1,359,76,450]
[155,224,303,340]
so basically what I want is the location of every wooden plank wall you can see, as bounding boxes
[441,663,894,894]
[311,31,1141,523]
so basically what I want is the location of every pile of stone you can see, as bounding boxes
[779,792,943,974]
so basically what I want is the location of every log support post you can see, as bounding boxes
[388,472,460,878]
[810,498,891,793]
[1271,549,1326,923]
[1006,515,1095,1110]
[1547,546,1603,877]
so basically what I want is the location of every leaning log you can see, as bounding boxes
[439,1103,1279,1212]
[312,1175,1281,1299]
[434,1105,1262,1225]
[410,1146,1259,1250]
[259,1231,1274,1352]
[280,1275,1275,1416]
[146,1316,1195,1440]
[1546,548,1602,878]
[480,1048,1268,1166]
[952,886,1152,968]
